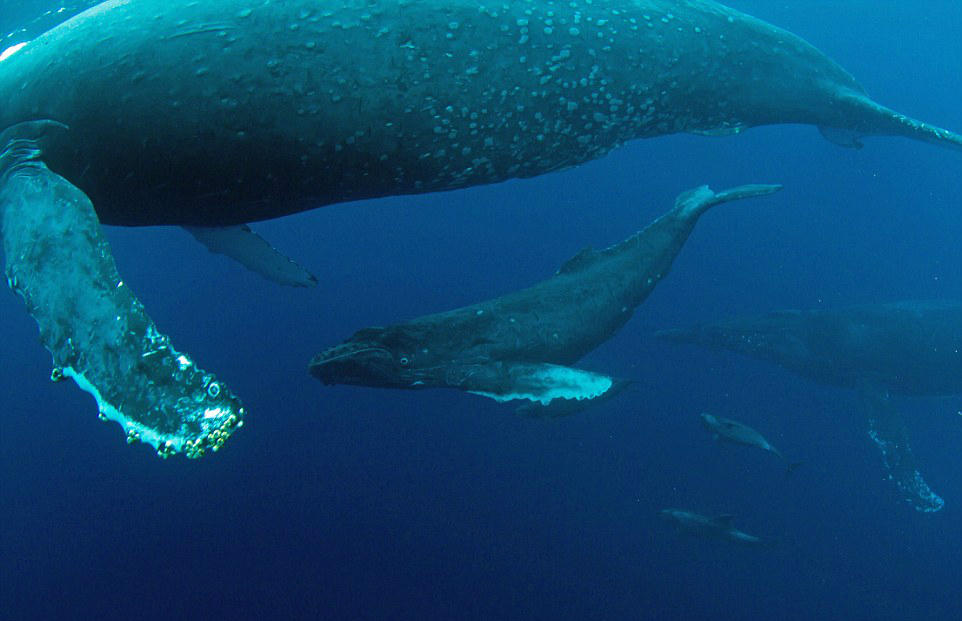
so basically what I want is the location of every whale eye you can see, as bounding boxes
[398,356,410,367]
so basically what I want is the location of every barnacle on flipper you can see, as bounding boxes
[1,121,245,458]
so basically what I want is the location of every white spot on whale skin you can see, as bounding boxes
[0,41,28,62]
[203,407,227,420]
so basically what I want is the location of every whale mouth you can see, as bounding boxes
[309,344,395,386]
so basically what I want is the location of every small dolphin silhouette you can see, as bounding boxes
[658,509,773,548]
[699,413,800,473]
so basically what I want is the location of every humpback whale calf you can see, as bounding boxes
[659,509,771,547]
[659,301,962,512]
[1,1,960,457]
[310,184,780,409]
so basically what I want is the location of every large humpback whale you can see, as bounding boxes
[659,301,962,512]
[310,184,780,409]
[1,0,959,228]
[1,1,960,457]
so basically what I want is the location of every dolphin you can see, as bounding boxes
[1,1,960,457]
[310,184,780,409]
[659,300,962,512]
[658,509,771,547]
[699,412,799,472]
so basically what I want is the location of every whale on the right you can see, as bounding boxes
[659,301,962,513]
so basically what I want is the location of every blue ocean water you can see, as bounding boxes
[1,1,961,619]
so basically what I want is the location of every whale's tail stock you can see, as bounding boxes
[673,183,783,220]
[820,89,962,152]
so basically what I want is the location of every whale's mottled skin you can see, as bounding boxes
[0,0,959,227]
[660,301,962,512]
[1,1,960,457]
[310,185,779,410]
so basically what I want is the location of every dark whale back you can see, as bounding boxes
[1,1,953,226]
[662,301,962,395]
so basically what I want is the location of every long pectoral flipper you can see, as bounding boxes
[185,224,318,288]
[465,362,615,407]
[0,131,244,459]
[859,388,944,513]
[516,377,631,418]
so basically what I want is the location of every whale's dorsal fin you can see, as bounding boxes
[185,225,317,287]
[557,246,598,274]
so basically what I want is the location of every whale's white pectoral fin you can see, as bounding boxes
[0,124,244,459]
[859,387,945,513]
[185,224,318,288]
[468,363,614,407]
[515,376,631,418]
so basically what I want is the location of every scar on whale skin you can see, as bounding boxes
[0,122,244,459]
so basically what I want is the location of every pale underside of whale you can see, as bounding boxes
[1,0,960,458]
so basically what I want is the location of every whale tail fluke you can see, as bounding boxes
[673,184,783,220]
[824,90,962,152]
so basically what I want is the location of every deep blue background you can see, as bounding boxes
[2,2,961,619]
